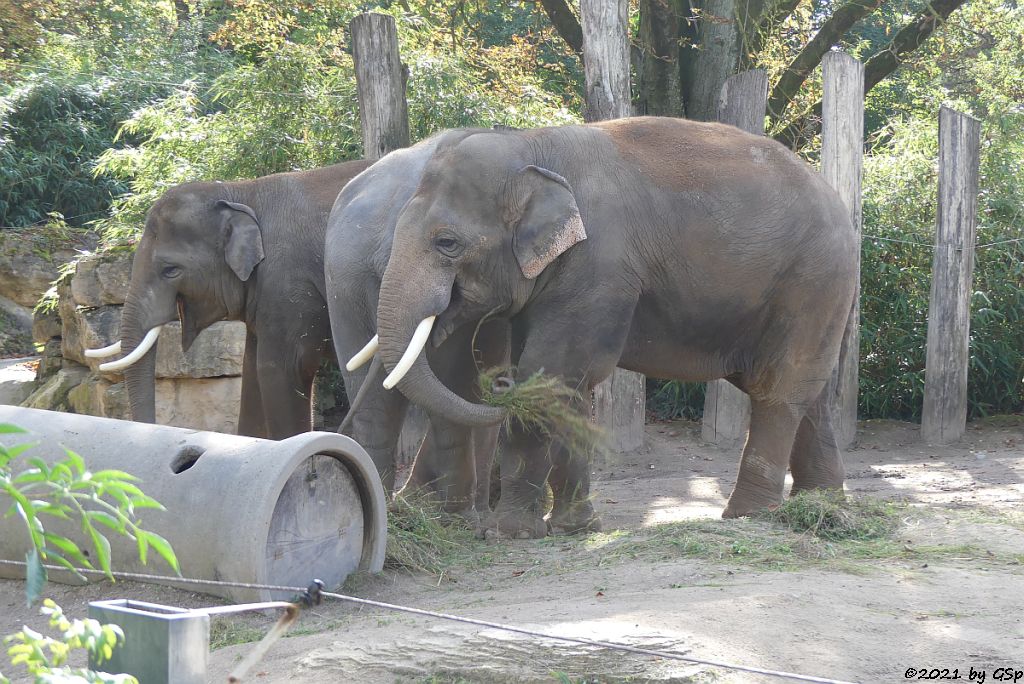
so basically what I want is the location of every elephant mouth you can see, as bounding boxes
[431,282,463,348]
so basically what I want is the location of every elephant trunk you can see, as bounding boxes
[376,276,506,428]
[119,295,159,423]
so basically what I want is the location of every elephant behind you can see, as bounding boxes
[89,160,371,439]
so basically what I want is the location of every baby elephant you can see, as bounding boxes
[87,160,369,439]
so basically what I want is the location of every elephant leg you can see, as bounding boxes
[346,378,409,494]
[471,425,499,513]
[789,388,845,494]
[546,391,601,535]
[237,330,269,438]
[723,398,804,518]
[485,424,551,539]
[256,334,317,439]
[404,416,477,517]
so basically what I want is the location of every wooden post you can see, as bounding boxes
[581,0,645,453]
[580,0,631,121]
[350,13,410,160]
[700,69,767,446]
[921,106,981,444]
[820,51,864,448]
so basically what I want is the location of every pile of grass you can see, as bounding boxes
[385,494,486,576]
[477,368,607,460]
[758,490,903,541]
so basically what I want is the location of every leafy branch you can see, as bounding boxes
[0,423,179,606]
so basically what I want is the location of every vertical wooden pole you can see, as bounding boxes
[820,51,864,448]
[700,69,766,446]
[350,12,410,161]
[580,0,631,121]
[581,0,645,453]
[921,106,981,444]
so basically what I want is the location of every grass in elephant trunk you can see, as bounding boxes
[477,367,608,462]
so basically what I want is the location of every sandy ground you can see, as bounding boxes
[2,418,1023,683]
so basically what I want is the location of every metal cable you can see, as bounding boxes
[0,558,857,684]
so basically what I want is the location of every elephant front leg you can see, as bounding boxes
[256,337,316,439]
[723,398,803,518]
[547,442,601,535]
[237,331,269,438]
[482,425,551,539]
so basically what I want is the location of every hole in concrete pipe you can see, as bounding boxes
[170,445,206,474]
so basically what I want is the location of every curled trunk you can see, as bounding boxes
[376,280,506,428]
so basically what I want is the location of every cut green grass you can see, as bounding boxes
[478,367,608,462]
[208,619,265,650]
[385,493,495,577]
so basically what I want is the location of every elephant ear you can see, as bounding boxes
[218,200,265,281]
[510,165,587,280]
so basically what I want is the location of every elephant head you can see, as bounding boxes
[374,132,587,426]
[87,184,263,422]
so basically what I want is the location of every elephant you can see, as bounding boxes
[369,116,858,538]
[325,132,508,514]
[85,160,371,439]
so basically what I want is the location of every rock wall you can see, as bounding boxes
[21,251,247,434]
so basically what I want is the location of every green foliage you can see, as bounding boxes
[1,599,135,684]
[645,379,705,422]
[0,423,179,606]
[385,493,486,576]
[861,110,1024,419]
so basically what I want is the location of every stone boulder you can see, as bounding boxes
[67,374,129,420]
[155,322,246,379]
[22,365,90,412]
[156,376,242,434]
[0,358,37,406]
[70,251,133,308]
[32,306,62,344]
[59,293,121,369]
[0,230,91,308]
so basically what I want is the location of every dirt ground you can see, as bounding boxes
[2,418,1023,683]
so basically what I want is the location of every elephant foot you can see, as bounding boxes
[451,505,482,527]
[721,490,783,519]
[477,508,547,540]
[789,482,845,497]
[546,501,602,536]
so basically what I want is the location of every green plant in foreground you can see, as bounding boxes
[2,599,136,684]
[0,423,179,605]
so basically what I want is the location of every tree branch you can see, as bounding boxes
[773,0,969,148]
[766,0,883,121]
[740,0,802,69]
[536,0,584,55]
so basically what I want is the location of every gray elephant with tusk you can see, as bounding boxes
[325,132,509,515]
[369,117,858,538]
[85,160,372,439]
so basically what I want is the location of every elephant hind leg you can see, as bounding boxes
[722,398,804,518]
[788,388,845,494]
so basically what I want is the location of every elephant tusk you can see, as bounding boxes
[345,334,379,372]
[98,326,163,372]
[382,316,436,390]
[84,340,122,358]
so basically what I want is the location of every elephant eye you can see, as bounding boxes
[434,236,463,257]
[162,265,182,279]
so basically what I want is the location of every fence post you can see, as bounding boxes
[820,51,865,448]
[700,69,767,446]
[581,0,645,453]
[921,106,981,444]
[350,12,410,160]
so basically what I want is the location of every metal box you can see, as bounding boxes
[88,600,210,684]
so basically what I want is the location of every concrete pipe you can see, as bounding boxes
[0,406,387,602]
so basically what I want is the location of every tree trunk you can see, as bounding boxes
[636,0,685,116]
[350,13,410,160]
